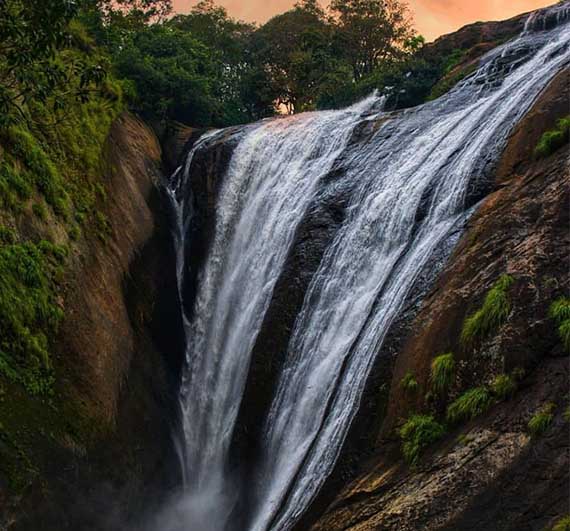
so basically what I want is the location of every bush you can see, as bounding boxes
[490,374,517,400]
[399,415,446,466]
[0,240,66,395]
[447,387,493,424]
[461,275,514,346]
[528,403,556,437]
[552,516,570,531]
[430,353,455,396]
[400,371,418,394]
[549,298,570,352]
[535,117,570,159]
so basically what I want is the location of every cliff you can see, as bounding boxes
[0,113,182,530]
[308,68,569,531]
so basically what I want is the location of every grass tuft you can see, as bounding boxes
[447,387,493,424]
[534,117,570,159]
[399,415,446,466]
[461,275,514,346]
[550,298,570,352]
[528,403,556,437]
[430,353,455,396]
[400,371,418,394]
[490,374,517,401]
[552,516,570,531]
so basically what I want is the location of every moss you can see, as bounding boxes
[490,374,517,400]
[399,414,446,466]
[535,117,570,159]
[32,202,48,221]
[0,225,17,244]
[400,371,418,394]
[0,240,67,396]
[549,298,570,352]
[552,516,570,531]
[563,407,570,423]
[461,274,514,346]
[528,403,556,437]
[447,387,493,424]
[430,353,455,397]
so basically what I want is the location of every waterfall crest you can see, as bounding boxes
[168,5,570,530]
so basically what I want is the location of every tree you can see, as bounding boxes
[330,0,415,80]
[0,0,106,126]
[251,2,347,113]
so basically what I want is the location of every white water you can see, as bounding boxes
[168,5,570,530]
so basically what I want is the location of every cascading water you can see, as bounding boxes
[167,4,570,530]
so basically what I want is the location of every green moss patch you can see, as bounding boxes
[535,116,570,159]
[400,371,418,394]
[549,298,570,352]
[0,238,67,395]
[528,402,556,437]
[430,353,455,397]
[446,387,493,424]
[461,274,514,346]
[399,414,446,466]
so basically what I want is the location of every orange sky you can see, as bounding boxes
[172,0,555,41]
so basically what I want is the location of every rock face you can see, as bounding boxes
[2,113,183,530]
[308,69,569,531]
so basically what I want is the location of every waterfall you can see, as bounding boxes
[168,4,570,530]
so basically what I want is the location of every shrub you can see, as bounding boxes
[430,353,455,396]
[0,226,17,245]
[549,298,570,352]
[535,117,570,159]
[552,516,570,531]
[400,371,418,394]
[32,203,48,221]
[447,387,493,424]
[0,241,65,395]
[528,403,556,437]
[399,415,446,466]
[490,374,517,400]
[461,275,514,346]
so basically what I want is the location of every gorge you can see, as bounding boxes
[163,4,570,530]
[0,2,568,531]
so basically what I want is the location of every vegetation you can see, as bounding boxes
[430,353,455,396]
[399,414,446,465]
[461,274,514,346]
[490,374,517,400]
[534,117,570,159]
[552,516,570,531]
[549,298,570,352]
[400,371,418,393]
[0,239,67,395]
[528,403,556,437]
[446,387,493,424]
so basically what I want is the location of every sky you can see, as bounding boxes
[172,0,555,41]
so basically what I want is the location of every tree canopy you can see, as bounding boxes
[0,0,461,130]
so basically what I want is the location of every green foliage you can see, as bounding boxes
[534,117,570,159]
[399,414,446,465]
[400,371,418,394]
[549,298,570,352]
[0,240,67,395]
[490,374,517,400]
[32,203,48,221]
[528,403,556,437]
[0,226,17,245]
[461,274,514,346]
[446,387,493,424]
[552,516,570,531]
[430,353,455,396]
[0,1,108,126]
